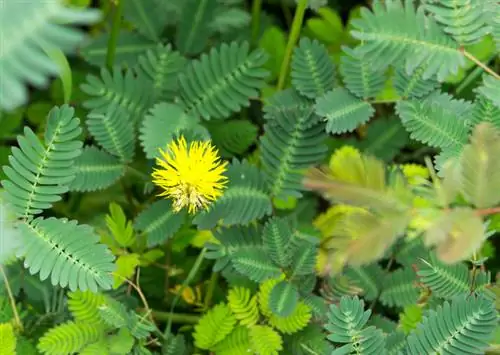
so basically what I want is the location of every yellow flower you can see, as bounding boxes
[151,136,228,214]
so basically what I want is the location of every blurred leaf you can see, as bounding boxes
[0,108,23,138]
[259,26,287,81]
[304,7,343,47]
[113,254,141,288]
[44,48,72,104]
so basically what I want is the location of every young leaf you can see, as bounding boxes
[106,203,135,248]
[263,217,293,268]
[269,281,299,317]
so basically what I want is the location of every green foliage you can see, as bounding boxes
[405,294,497,354]
[69,146,125,192]
[37,321,103,355]
[315,87,375,134]
[193,159,272,229]
[17,217,115,292]
[4,1,500,354]
[291,37,337,99]
[1,105,82,218]
[0,1,100,111]
[351,0,465,81]
[260,105,327,198]
[178,41,269,120]
[0,322,16,355]
[193,303,236,350]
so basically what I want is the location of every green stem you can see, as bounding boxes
[164,248,207,338]
[105,0,123,71]
[0,266,22,330]
[251,0,263,46]
[203,272,218,310]
[455,53,497,95]
[276,0,308,91]
[142,310,200,324]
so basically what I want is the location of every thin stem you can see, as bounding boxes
[0,266,22,330]
[281,0,293,27]
[164,248,207,339]
[477,207,500,216]
[251,0,263,46]
[276,0,308,90]
[105,0,123,71]
[144,310,200,324]
[455,53,497,94]
[461,48,500,81]
[203,272,218,310]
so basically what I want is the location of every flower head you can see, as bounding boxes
[151,136,228,214]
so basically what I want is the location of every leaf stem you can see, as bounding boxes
[251,0,263,46]
[126,166,150,182]
[0,266,22,330]
[105,0,123,71]
[477,206,500,216]
[461,48,500,81]
[143,310,200,324]
[164,248,207,339]
[276,0,308,90]
[203,271,218,310]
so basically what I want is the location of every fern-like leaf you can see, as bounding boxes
[339,46,385,99]
[139,102,209,160]
[122,0,166,41]
[263,88,314,124]
[417,255,469,299]
[232,248,282,283]
[1,105,82,219]
[423,0,491,45]
[315,88,375,134]
[0,322,16,355]
[344,264,385,301]
[193,303,236,349]
[69,146,125,192]
[134,200,186,247]
[249,325,283,355]
[17,217,115,292]
[289,240,317,278]
[351,0,465,81]
[260,106,327,198]
[0,1,100,111]
[37,321,103,355]
[291,38,337,99]
[395,94,469,149]
[67,291,108,325]
[178,41,269,120]
[393,62,439,99]
[212,326,251,355]
[227,287,260,326]
[325,296,386,354]
[268,301,311,334]
[470,95,500,130]
[379,268,419,308]
[193,159,272,229]
[135,44,186,102]
[404,295,497,354]
[258,277,284,317]
[85,103,136,163]
[80,66,153,125]
[262,217,292,268]
[284,324,334,355]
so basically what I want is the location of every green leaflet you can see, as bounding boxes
[205,119,259,158]
[424,0,491,45]
[18,217,115,292]
[134,200,186,247]
[350,0,465,81]
[262,217,293,268]
[193,303,236,349]
[404,295,497,354]
[379,268,419,308]
[291,37,337,99]
[315,87,375,134]
[69,146,126,192]
[178,41,269,120]
[339,46,385,99]
[0,323,16,355]
[37,321,103,355]
[269,281,299,317]
[1,105,82,218]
